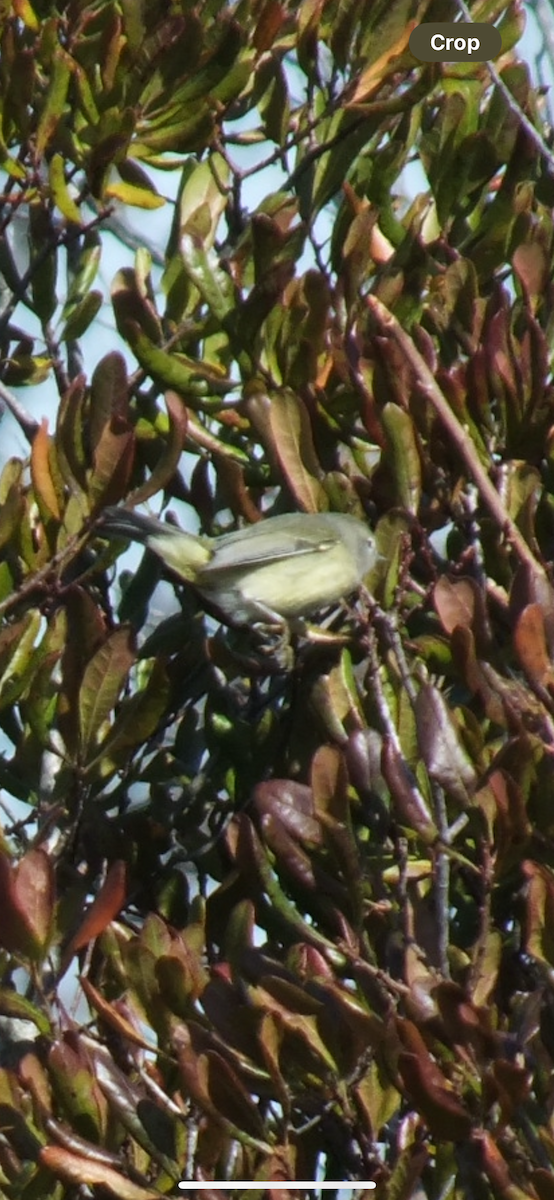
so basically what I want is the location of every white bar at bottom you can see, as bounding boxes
[177,1184,376,1191]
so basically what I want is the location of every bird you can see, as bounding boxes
[98,506,376,630]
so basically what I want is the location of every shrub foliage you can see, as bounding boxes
[1,0,554,1196]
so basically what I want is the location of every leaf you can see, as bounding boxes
[86,1039,181,1175]
[475,1130,534,1198]
[381,736,437,843]
[48,1038,107,1139]
[78,628,135,760]
[311,744,349,822]
[257,1012,288,1108]
[0,610,42,710]
[60,290,103,342]
[354,1058,400,1140]
[470,928,503,1007]
[380,403,422,514]
[156,950,207,1011]
[39,1146,160,1200]
[128,391,188,506]
[513,603,554,689]
[513,242,549,309]
[172,151,230,250]
[89,421,135,508]
[111,265,163,345]
[415,682,477,802]
[174,1026,270,1149]
[248,977,337,1076]
[434,576,482,635]
[64,236,102,308]
[13,848,54,955]
[179,232,234,321]
[105,180,166,209]
[61,861,127,972]
[87,660,170,779]
[256,55,290,144]
[0,848,54,959]
[90,351,130,449]
[434,980,496,1058]
[30,419,61,519]
[49,153,82,224]
[121,323,225,409]
[204,1049,267,1139]
[13,0,40,31]
[521,860,554,967]
[0,987,51,1035]
[80,977,156,1051]
[36,49,71,155]
[348,15,417,103]
[253,780,321,845]
[268,390,326,513]
[396,1020,472,1141]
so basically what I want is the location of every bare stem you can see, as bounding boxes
[0,379,39,443]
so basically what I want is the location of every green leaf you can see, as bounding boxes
[123,322,228,409]
[60,290,103,341]
[36,48,71,155]
[78,628,135,760]
[86,660,170,780]
[268,389,326,513]
[48,153,82,224]
[380,402,422,513]
[104,180,166,209]
[0,611,42,710]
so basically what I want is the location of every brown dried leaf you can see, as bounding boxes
[434,576,482,635]
[513,602,554,689]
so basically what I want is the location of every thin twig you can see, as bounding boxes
[0,529,88,618]
[0,207,113,341]
[0,379,39,442]
[432,785,451,978]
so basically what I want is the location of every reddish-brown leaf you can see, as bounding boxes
[398,1050,472,1141]
[61,860,127,972]
[434,576,480,635]
[30,419,61,519]
[513,602,554,688]
[0,849,54,958]
[40,1146,159,1199]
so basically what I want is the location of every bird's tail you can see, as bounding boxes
[99,507,211,581]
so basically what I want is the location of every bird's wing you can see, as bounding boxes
[201,517,339,575]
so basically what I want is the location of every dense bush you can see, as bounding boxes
[1,1,554,1196]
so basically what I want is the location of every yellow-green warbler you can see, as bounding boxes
[100,507,376,628]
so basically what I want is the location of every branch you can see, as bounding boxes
[457,0,554,175]
[366,294,546,582]
[0,379,39,443]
